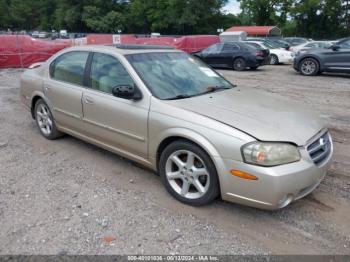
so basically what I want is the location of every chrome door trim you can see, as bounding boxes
[83,118,146,142]
[328,67,350,70]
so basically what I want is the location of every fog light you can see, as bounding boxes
[230,170,258,180]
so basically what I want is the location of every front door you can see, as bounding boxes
[324,39,350,71]
[82,52,149,158]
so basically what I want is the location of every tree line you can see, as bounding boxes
[0,0,349,39]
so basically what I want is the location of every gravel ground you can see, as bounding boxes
[0,66,349,255]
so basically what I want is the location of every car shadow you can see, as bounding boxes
[319,72,350,79]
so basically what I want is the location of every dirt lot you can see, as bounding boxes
[0,65,349,255]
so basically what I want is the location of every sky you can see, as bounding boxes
[223,0,241,15]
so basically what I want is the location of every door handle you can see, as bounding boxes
[84,96,94,105]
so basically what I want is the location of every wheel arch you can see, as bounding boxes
[30,92,52,119]
[154,129,221,171]
[233,56,245,62]
[155,133,223,199]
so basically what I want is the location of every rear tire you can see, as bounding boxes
[159,140,220,206]
[34,99,63,140]
[299,58,319,76]
[233,58,246,71]
[270,54,279,65]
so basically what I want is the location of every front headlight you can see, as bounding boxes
[241,142,301,167]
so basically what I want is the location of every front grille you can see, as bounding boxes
[307,132,332,166]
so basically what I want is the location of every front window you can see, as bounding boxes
[126,52,233,100]
[89,53,134,94]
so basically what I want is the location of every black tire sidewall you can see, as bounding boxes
[159,140,220,206]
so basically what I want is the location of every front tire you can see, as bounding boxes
[34,99,63,140]
[159,140,220,206]
[233,58,246,71]
[299,58,319,76]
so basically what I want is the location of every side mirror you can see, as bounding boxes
[112,85,142,100]
[331,45,340,51]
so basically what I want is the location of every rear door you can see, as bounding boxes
[220,43,240,67]
[45,51,89,132]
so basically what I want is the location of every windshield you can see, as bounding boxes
[126,52,233,100]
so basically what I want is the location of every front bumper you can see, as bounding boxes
[215,139,333,210]
[293,58,300,71]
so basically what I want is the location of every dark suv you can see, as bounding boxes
[293,37,350,76]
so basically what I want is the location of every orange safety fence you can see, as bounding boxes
[0,34,219,68]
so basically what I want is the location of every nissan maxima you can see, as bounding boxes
[20,45,333,209]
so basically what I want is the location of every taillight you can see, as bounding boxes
[256,51,264,57]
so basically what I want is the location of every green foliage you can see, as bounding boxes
[1,0,349,38]
[238,0,349,38]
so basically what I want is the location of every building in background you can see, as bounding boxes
[225,26,281,37]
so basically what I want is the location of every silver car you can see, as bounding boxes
[20,45,333,210]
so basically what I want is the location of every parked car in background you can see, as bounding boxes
[294,37,350,76]
[284,37,310,46]
[193,42,270,71]
[31,31,40,38]
[20,45,333,209]
[290,41,332,54]
[269,38,291,50]
[247,38,290,50]
[246,41,294,65]
[38,32,49,39]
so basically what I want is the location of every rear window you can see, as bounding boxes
[246,43,263,50]
[50,51,89,86]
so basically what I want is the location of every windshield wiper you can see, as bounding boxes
[200,86,231,95]
[164,94,194,100]
[164,86,232,100]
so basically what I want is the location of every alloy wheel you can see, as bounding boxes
[36,103,53,136]
[301,59,317,75]
[165,150,210,199]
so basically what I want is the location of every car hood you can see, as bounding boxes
[169,88,323,146]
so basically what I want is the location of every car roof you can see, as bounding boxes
[62,44,182,55]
